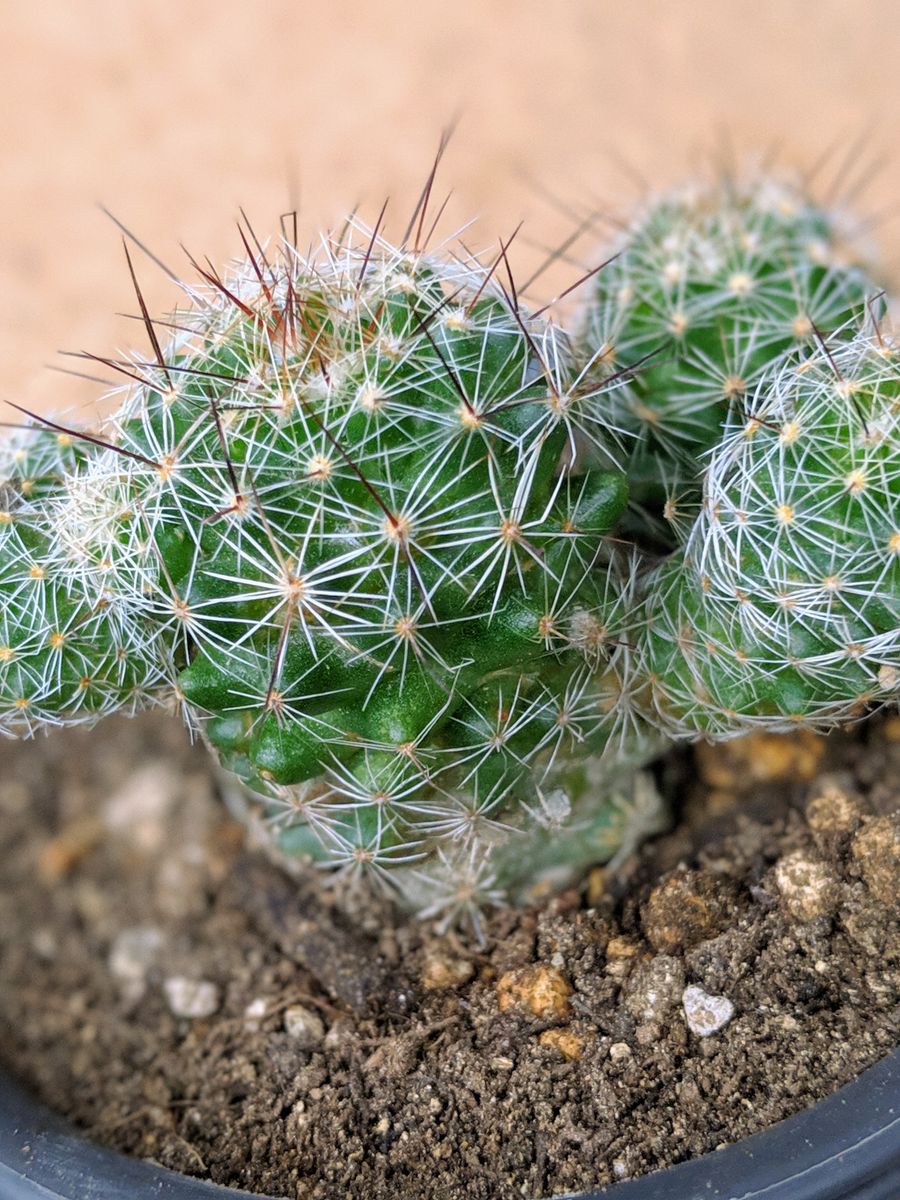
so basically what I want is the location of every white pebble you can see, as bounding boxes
[283,1004,325,1047]
[103,764,180,853]
[324,1016,353,1050]
[244,997,268,1031]
[30,928,58,960]
[164,976,220,1019]
[682,984,734,1037]
[109,927,164,1001]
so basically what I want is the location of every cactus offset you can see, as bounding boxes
[628,323,900,736]
[582,172,876,546]
[0,428,165,734]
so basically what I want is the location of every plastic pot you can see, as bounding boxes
[0,1050,897,1200]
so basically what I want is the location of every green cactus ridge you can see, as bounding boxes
[584,172,875,542]
[1,172,897,923]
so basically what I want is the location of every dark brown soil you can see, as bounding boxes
[0,715,897,1200]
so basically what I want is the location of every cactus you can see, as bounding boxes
[628,322,900,737]
[582,171,877,546]
[2,169,896,927]
[0,428,165,735]
[3,221,671,925]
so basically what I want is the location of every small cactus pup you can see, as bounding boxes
[0,426,166,735]
[580,170,879,545]
[629,320,900,738]
[5,212,667,928]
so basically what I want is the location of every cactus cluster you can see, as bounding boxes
[2,163,896,923]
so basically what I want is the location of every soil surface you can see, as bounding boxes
[0,715,897,1200]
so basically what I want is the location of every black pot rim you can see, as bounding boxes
[0,1049,897,1200]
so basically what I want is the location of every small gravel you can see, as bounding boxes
[773,851,840,922]
[108,926,164,1002]
[283,1004,325,1046]
[163,977,220,1019]
[682,984,735,1037]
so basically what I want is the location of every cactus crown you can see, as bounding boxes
[2,166,896,924]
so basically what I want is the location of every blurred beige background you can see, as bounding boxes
[3,0,899,418]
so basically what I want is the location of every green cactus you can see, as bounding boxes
[0,428,164,734]
[5,225,671,925]
[627,324,900,735]
[2,169,896,927]
[582,172,876,546]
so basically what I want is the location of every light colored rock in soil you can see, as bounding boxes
[496,964,572,1020]
[103,764,181,853]
[420,952,474,991]
[604,936,640,980]
[538,1027,587,1061]
[243,997,268,1031]
[283,1004,325,1047]
[773,851,840,922]
[682,984,734,1037]
[622,955,685,1023]
[30,928,58,960]
[805,784,863,852]
[851,814,900,905]
[163,976,220,1019]
[108,926,164,1001]
[323,1015,355,1050]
